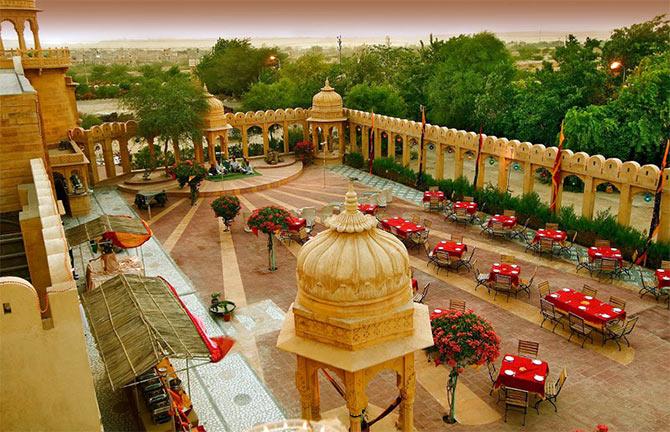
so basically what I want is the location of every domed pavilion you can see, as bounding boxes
[201,86,232,164]
[277,182,433,431]
[307,79,347,162]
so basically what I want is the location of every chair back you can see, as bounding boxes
[492,221,504,232]
[464,246,476,263]
[601,257,618,272]
[503,209,516,217]
[423,241,432,257]
[540,237,554,252]
[455,207,467,217]
[413,282,431,303]
[411,214,421,224]
[494,274,512,291]
[501,254,515,264]
[517,340,540,358]
[662,260,670,270]
[545,223,559,230]
[540,298,555,316]
[538,281,551,298]
[435,250,451,265]
[581,284,598,298]
[422,218,433,229]
[451,234,463,243]
[608,296,626,310]
[449,299,466,312]
[623,316,639,336]
[555,367,568,396]
[429,185,439,192]
[486,361,497,383]
[594,239,611,248]
[568,313,586,332]
[464,196,474,202]
[505,389,528,408]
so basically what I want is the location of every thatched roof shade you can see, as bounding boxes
[82,274,213,390]
[65,215,149,247]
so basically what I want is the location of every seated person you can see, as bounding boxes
[229,157,241,172]
[208,164,219,176]
[240,157,254,175]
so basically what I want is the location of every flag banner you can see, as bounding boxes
[636,138,669,265]
[549,123,565,213]
[416,106,427,188]
[368,111,375,174]
[472,126,484,189]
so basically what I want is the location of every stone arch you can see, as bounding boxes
[408,138,419,171]
[380,130,390,158]
[268,123,284,153]
[287,122,304,152]
[393,134,403,161]
[0,20,19,49]
[591,181,621,221]
[560,174,585,215]
[21,20,34,49]
[246,125,264,157]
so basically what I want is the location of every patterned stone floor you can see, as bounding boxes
[77,164,669,431]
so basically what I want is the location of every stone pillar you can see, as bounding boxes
[20,211,50,311]
[396,353,415,432]
[283,121,290,153]
[617,183,632,226]
[582,177,596,219]
[102,138,115,179]
[312,125,320,153]
[302,121,310,141]
[402,136,409,167]
[296,356,313,421]
[30,19,41,50]
[454,148,463,179]
[345,371,368,432]
[386,132,394,158]
[497,156,508,193]
[657,170,670,242]
[223,133,230,159]
[435,144,444,180]
[16,22,26,51]
[206,132,216,164]
[241,128,249,158]
[86,138,99,185]
[349,123,356,153]
[262,124,270,155]
[338,124,345,155]
[119,135,131,174]
[374,128,381,160]
[475,153,486,189]
[362,127,369,161]
[522,162,534,195]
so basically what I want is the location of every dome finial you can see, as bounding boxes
[344,179,359,215]
[325,77,330,87]
[325,181,377,233]
[203,83,209,93]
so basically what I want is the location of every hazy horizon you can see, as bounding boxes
[0,0,667,46]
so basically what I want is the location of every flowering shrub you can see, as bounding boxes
[247,206,291,235]
[211,195,241,221]
[427,309,501,369]
[172,160,207,188]
[294,140,314,166]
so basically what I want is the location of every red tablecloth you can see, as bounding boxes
[533,229,567,244]
[489,263,521,285]
[587,246,623,264]
[545,288,626,328]
[423,191,445,202]
[433,240,467,258]
[287,217,306,232]
[453,201,478,214]
[358,203,379,215]
[494,354,549,397]
[655,269,670,289]
[487,214,517,228]
[381,217,426,238]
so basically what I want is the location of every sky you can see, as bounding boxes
[4,0,670,44]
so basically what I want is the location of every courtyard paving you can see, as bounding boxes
[83,164,668,431]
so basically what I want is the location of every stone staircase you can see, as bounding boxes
[0,214,30,281]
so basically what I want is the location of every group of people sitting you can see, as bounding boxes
[208,156,254,176]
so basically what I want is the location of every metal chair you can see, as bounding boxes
[603,316,639,350]
[559,231,578,258]
[545,223,559,230]
[492,274,513,302]
[618,250,638,278]
[662,260,670,270]
[598,257,619,279]
[517,266,536,298]
[428,196,442,212]
[432,250,453,274]
[536,368,567,412]
[503,209,516,217]
[568,313,594,348]
[511,217,530,241]
[540,298,565,332]
[456,246,476,272]
[538,281,551,299]
[450,234,463,243]
[450,207,471,224]
[406,230,429,252]
[608,296,626,311]
[489,221,508,238]
[449,299,466,313]
[575,253,594,274]
[428,185,439,192]
[422,218,433,230]
[538,237,555,257]
[594,239,610,248]
[504,389,529,426]
[638,268,668,302]
[410,213,421,224]
[413,282,431,304]
[517,340,540,358]
[473,261,490,293]
[581,284,598,298]
[487,362,505,403]
[501,254,515,264]
[463,196,474,202]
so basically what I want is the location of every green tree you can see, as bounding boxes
[278,51,333,107]
[345,83,408,118]
[122,74,208,173]
[241,78,295,111]
[425,33,516,131]
[564,51,670,165]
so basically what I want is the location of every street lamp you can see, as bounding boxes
[269,55,281,69]
[610,60,625,81]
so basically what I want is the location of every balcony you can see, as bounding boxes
[0,48,71,70]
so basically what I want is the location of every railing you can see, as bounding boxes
[1,0,37,9]
[0,48,71,69]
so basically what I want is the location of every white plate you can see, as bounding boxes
[601,314,611,319]
[585,296,593,300]
[562,288,571,292]
[613,308,622,313]
[534,375,545,382]
[504,355,514,362]
[550,293,559,298]
[532,359,542,365]
[493,263,500,266]
[611,248,618,251]
[504,370,514,376]
[664,277,670,281]
[578,306,587,310]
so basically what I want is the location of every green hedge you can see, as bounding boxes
[345,155,670,268]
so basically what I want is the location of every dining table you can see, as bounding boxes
[287,216,307,232]
[453,201,478,214]
[494,354,549,398]
[380,217,426,238]
[656,269,670,289]
[489,262,521,285]
[358,203,379,215]
[423,191,445,202]
[532,229,567,244]
[545,287,626,329]
[433,240,467,258]
[488,214,517,228]
[587,246,623,264]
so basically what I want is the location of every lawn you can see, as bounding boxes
[205,170,261,182]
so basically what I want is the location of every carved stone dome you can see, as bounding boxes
[308,79,346,122]
[295,184,412,320]
[202,86,231,132]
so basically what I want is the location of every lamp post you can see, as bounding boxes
[269,55,281,69]
[610,60,625,82]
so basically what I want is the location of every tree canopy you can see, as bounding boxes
[344,83,408,118]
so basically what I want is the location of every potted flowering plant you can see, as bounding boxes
[294,140,314,166]
[426,309,500,424]
[210,292,236,322]
[247,206,291,271]
[172,160,207,205]
[211,195,241,231]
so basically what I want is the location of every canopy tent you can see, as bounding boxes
[82,274,234,390]
[65,215,152,249]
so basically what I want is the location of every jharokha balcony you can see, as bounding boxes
[0,48,71,69]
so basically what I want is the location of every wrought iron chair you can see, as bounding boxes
[489,221,508,239]
[558,230,578,258]
[603,316,639,350]
[450,234,463,243]
[536,367,567,412]
[410,213,421,224]
[487,361,505,403]
[568,313,594,348]
[473,261,491,293]
[662,260,670,270]
[456,246,476,272]
[517,340,540,358]
[501,254,516,265]
[540,298,565,332]
[517,266,537,298]
[504,389,530,426]
[618,250,638,279]
[413,282,431,304]
[545,222,559,230]
[449,299,466,313]
[503,209,516,217]
[428,195,443,212]
[597,257,619,279]
[594,239,611,248]
[608,296,626,311]
[575,253,594,275]
[432,250,453,274]
[492,274,514,302]
[406,230,429,252]
[581,284,598,298]
[537,280,551,299]
[450,207,471,224]
[638,268,668,302]
[422,218,433,230]
[424,242,438,269]
[538,236,555,257]
[511,217,530,241]
[463,196,474,202]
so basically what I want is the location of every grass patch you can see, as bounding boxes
[205,170,261,182]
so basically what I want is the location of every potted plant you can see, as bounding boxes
[294,140,314,166]
[247,206,291,271]
[211,195,241,231]
[210,292,237,322]
[426,309,500,424]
